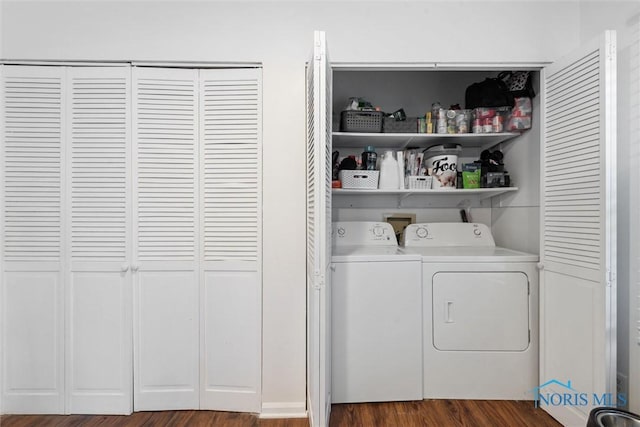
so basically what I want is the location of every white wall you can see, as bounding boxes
[578,0,640,413]
[1,0,582,414]
[0,0,3,415]
[492,89,541,255]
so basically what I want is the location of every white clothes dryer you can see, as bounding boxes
[331,221,422,403]
[403,222,539,400]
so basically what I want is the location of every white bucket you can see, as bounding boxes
[424,144,461,189]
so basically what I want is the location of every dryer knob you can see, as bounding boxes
[416,227,428,238]
[373,226,384,236]
[474,228,482,236]
[337,227,345,236]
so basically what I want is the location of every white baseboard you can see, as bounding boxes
[259,401,307,419]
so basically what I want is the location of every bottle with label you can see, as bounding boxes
[378,150,400,189]
[361,145,377,170]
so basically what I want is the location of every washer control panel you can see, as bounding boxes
[333,221,397,246]
[403,223,495,247]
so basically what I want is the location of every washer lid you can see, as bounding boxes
[403,246,539,262]
[332,245,421,262]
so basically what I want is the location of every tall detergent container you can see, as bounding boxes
[378,150,399,189]
[424,144,461,189]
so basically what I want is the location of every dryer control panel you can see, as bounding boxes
[333,221,398,246]
[403,223,495,247]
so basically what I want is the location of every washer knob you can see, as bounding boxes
[373,226,384,237]
[474,228,482,236]
[416,227,428,238]
[337,227,345,236]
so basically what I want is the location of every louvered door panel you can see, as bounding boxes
[135,70,197,263]
[1,65,65,414]
[132,67,199,411]
[540,31,616,427]
[306,31,332,427]
[321,36,333,427]
[307,70,316,278]
[544,50,603,276]
[199,69,262,412]
[65,67,132,414]
[201,69,260,264]
[3,68,62,263]
[69,70,128,262]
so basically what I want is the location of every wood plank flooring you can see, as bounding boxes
[331,400,562,426]
[0,400,561,426]
[0,411,309,427]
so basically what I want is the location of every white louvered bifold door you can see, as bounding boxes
[306,31,332,427]
[540,31,617,426]
[199,68,261,412]
[133,67,199,410]
[1,65,65,414]
[65,67,132,414]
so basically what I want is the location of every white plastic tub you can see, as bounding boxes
[424,144,461,189]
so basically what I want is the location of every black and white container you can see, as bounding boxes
[424,144,462,189]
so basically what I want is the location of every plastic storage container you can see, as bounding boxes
[340,110,384,133]
[339,170,379,189]
[424,144,461,189]
[406,176,433,189]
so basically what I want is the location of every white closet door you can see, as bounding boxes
[133,67,199,410]
[199,68,262,412]
[306,31,332,427]
[540,31,617,426]
[1,65,65,413]
[65,66,132,414]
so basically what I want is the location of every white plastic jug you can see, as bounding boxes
[378,150,399,189]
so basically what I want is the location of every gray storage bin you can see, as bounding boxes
[384,117,418,133]
[340,110,384,133]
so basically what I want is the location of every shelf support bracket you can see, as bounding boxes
[398,192,413,208]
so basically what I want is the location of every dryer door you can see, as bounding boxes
[432,272,530,351]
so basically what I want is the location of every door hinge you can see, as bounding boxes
[606,269,616,287]
[607,43,616,61]
[312,273,325,290]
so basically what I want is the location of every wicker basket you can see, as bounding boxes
[340,110,384,133]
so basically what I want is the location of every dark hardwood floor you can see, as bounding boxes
[330,400,562,426]
[0,400,561,426]
[0,410,308,427]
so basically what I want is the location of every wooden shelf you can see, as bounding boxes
[332,131,520,151]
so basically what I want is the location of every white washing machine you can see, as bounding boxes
[331,221,422,403]
[403,222,539,400]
